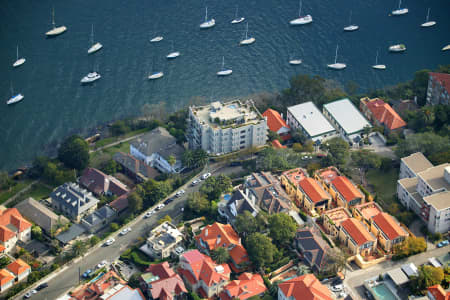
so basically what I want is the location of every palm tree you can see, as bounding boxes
[211,247,230,264]
[72,240,87,257]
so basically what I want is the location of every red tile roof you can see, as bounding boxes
[109,192,129,212]
[428,285,450,300]
[299,178,330,203]
[0,225,16,242]
[0,269,14,287]
[372,213,408,241]
[263,109,290,133]
[144,262,187,300]
[283,168,308,187]
[0,245,5,253]
[341,218,375,246]
[0,208,31,242]
[7,259,30,276]
[332,176,363,203]
[80,168,129,196]
[219,273,267,300]
[278,274,333,300]
[364,98,406,130]
[71,270,126,300]
[272,140,287,149]
[430,72,450,95]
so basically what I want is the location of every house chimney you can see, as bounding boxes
[205,228,208,237]
[280,113,284,120]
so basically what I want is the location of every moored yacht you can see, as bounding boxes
[13,45,26,67]
[372,51,386,70]
[344,11,359,32]
[148,71,164,80]
[150,36,163,42]
[389,44,406,52]
[88,25,103,54]
[442,45,450,51]
[217,57,232,76]
[81,72,101,83]
[6,83,24,105]
[391,0,408,15]
[200,7,215,29]
[231,6,245,24]
[239,22,255,45]
[290,0,313,25]
[45,7,67,36]
[327,45,346,70]
[421,8,436,27]
[289,59,302,65]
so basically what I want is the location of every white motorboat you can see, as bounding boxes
[289,59,302,65]
[13,45,26,67]
[81,72,101,83]
[239,23,255,45]
[443,45,450,51]
[45,7,67,36]
[217,56,232,76]
[87,25,103,54]
[148,71,164,80]
[200,7,215,29]
[166,41,180,59]
[421,8,436,27]
[372,51,386,70]
[327,45,346,70]
[344,11,359,32]
[389,44,406,52]
[150,36,163,42]
[391,0,408,15]
[6,83,24,105]
[290,0,313,25]
[231,6,245,24]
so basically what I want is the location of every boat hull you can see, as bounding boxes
[150,36,163,42]
[13,58,26,67]
[327,63,346,70]
[149,72,164,79]
[88,43,103,54]
[6,94,24,105]
[46,26,67,36]
[421,21,436,27]
[344,25,359,31]
[81,73,101,83]
[200,19,216,29]
[289,15,313,25]
[217,70,232,76]
[240,38,255,45]
[442,45,450,51]
[231,17,245,24]
[289,60,302,65]
[391,8,408,15]
[167,52,180,59]
[389,46,406,52]
[372,64,386,70]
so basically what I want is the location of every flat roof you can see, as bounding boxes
[323,98,371,135]
[401,263,418,278]
[418,163,450,191]
[401,152,433,174]
[287,102,335,138]
[423,191,450,210]
[386,268,409,286]
[398,177,418,193]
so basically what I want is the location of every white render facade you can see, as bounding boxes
[187,100,268,155]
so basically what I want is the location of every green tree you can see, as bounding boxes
[0,256,11,268]
[90,236,100,246]
[128,272,142,289]
[128,192,143,213]
[303,140,314,153]
[71,240,87,257]
[110,222,119,231]
[412,265,444,292]
[292,143,303,153]
[100,159,118,175]
[186,192,210,215]
[291,129,308,144]
[411,69,431,106]
[182,150,195,168]
[158,215,172,225]
[307,162,321,176]
[141,179,172,206]
[0,171,13,190]
[351,150,382,180]
[246,233,278,269]
[235,211,266,237]
[268,213,297,247]
[57,135,90,170]
[268,131,282,142]
[193,149,209,168]
[168,155,176,166]
[31,225,43,241]
[211,247,230,264]
[110,120,130,136]
[395,132,449,158]
[200,175,232,201]
[322,137,350,166]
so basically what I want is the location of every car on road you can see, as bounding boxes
[155,203,165,210]
[191,179,201,186]
[174,246,185,255]
[229,161,242,167]
[82,269,93,278]
[338,292,347,298]
[201,172,211,180]
[164,198,174,205]
[437,240,449,248]
[36,283,48,291]
[104,238,115,246]
[175,189,185,197]
[144,210,154,218]
[97,260,108,269]
[24,292,32,299]
[120,227,132,235]
[331,284,343,292]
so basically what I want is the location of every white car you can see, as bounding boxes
[24,292,32,298]
[191,179,201,186]
[201,172,211,180]
[176,189,185,197]
[156,203,165,210]
[120,227,131,235]
[144,211,154,218]
[97,260,108,269]
[338,292,347,298]
[104,238,115,246]
[331,284,343,292]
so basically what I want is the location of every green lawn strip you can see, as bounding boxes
[92,128,151,149]
[22,183,53,200]
[90,141,130,169]
[366,168,398,200]
[0,179,33,204]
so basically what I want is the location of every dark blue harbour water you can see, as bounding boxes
[0,0,449,170]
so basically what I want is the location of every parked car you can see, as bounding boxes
[144,211,154,218]
[164,198,174,205]
[191,179,201,186]
[437,240,449,248]
[97,260,108,269]
[175,189,185,197]
[82,269,93,278]
[155,203,165,210]
[120,227,132,236]
[104,238,115,246]
[331,284,343,292]
[36,283,48,291]
[201,172,211,180]
[24,292,32,299]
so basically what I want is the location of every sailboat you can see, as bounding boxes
[45,7,67,36]
[200,7,216,29]
[372,51,386,70]
[150,36,163,42]
[289,54,302,65]
[389,44,406,52]
[13,45,26,67]
[421,8,436,27]
[6,83,24,105]
[290,0,313,25]
[344,11,359,31]
[231,6,245,24]
[239,23,255,45]
[327,45,346,70]
[166,41,180,59]
[217,57,232,76]
[442,45,450,51]
[88,25,103,54]
[391,0,408,15]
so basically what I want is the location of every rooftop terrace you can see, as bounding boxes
[324,207,352,227]
[354,202,383,221]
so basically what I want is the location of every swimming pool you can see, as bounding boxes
[369,283,398,300]
[224,194,231,201]
[228,105,237,109]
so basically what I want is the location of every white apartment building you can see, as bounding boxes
[399,152,433,179]
[187,100,267,155]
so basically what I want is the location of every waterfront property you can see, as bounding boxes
[140,262,187,300]
[369,213,408,253]
[426,72,450,105]
[140,221,183,259]
[286,102,336,142]
[278,274,333,300]
[0,207,31,254]
[360,97,406,134]
[339,218,377,256]
[113,152,160,183]
[294,227,331,273]
[262,108,291,141]
[219,273,267,300]
[79,167,129,197]
[130,127,185,173]
[187,100,268,155]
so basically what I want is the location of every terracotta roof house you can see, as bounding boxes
[427,284,450,300]
[294,227,331,273]
[109,192,130,213]
[195,222,249,272]
[330,176,364,208]
[219,273,267,300]
[352,201,383,225]
[262,109,291,141]
[322,207,352,237]
[79,168,129,197]
[179,250,231,299]
[297,178,331,215]
[0,207,32,254]
[0,269,15,292]
[6,259,31,282]
[370,212,408,252]
[272,140,287,149]
[71,270,126,300]
[427,72,450,106]
[360,97,407,133]
[104,285,146,300]
[140,262,187,300]
[277,274,333,300]
[339,218,377,256]
[113,152,160,183]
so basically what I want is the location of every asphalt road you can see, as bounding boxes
[25,163,241,300]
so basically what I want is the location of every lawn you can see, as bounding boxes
[5,182,55,208]
[366,168,398,201]
[0,179,33,204]
[92,128,150,149]
[90,141,130,169]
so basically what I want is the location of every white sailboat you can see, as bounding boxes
[344,11,359,31]
[88,25,103,54]
[421,8,436,27]
[81,72,101,83]
[217,57,232,76]
[290,0,313,25]
[148,71,164,79]
[391,0,408,15]
[6,83,24,105]
[327,45,346,70]
[150,36,163,42]
[289,54,302,65]
[239,23,255,45]
[372,51,386,70]
[389,44,406,52]
[231,6,245,24]
[200,7,216,29]
[442,45,450,51]
[45,7,67,36]
[13,45,26,67]
[166,41,180,59]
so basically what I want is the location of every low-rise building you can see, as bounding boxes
[50,183,99,222]
[323,98,371,142]
[339,218,377,256]
[104,285,146,300]
[329,176,364,208]
[352,201,383,226]
[278,274,333,300]
[262,109,291,141]
[294,227,331,273]
[140,222,183,259]
[179,250,231,299]
[370,212,408,252]
[218,189,259,224]
[219,273,267,300]
[297,178,331,215]
[70,270,126,300]
[130,127,185,173]
[426,72,450,106]
[0,269,14,292]
[281,168,308,202]
[360,97,406,133]
[322,207,352,238]
[427,284,450,300]
[79,168,129,197]
[187,100,268,155]
[81,205,117,233]
[286,102,336,142]
[399,152,433,180]
[6,259,31,282]
[113,152,160,183]
[140,262,187,300]
[0,208,32,254]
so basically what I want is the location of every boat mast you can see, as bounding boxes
[375,51,378,64]
[16,45,19,60]
[426,8,430,22]
[51,7,55,28]
[245,23,248,39]
[91,24,94,44]
[221,56,225,70]
[334,45,339,64]
[398,0,402,9]
[349,10,352,25]
[235,6,238,19]
[205,7,208,22]
[298,0,302,17]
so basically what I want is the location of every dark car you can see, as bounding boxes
[332,277,343,285]
[82,269,93,278]
[164,198,174,205]
[229,161,242,167]
[36,283,48,291]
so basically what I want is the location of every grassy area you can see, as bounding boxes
[366,168,398,201]
[90,141,131,169]
[0,179,33,204]
[92,128,150,149]
[5,182,55,208]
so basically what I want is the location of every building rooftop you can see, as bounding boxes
[423,191,450,211]
[386,268,409,286]
[315,167,340,184]
[331,176,363,202]
[50,183,99,216]
[323,207,352,227]
[147,222,183,252]
[80,168,129,197]
[282,168,308,187]
[323,98,371,135]
[299,178,331,203]
[295,227,330,272]
[113,152,160,180]
[401,152,433,175]
[427,284,450,300]
[398,177,419,193]
[430,72,450,95]
[262,109,289,133]
[341,218,376,246]
[372,213,408,240]
[0,207,32,242]
[417,163,450,191]
[278,274,333,300]
[354,202,383,221]
[219,273,267,300]
[287,102,335,138]
[130,127,184,161]
[361,97,406,130]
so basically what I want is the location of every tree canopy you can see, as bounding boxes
[411,265,444,293]
[268,213,297,246]
[186,192,210,215]
[210,247,230,264]
[246,233,278,269]
[128,192,143,213]
[322,137,350,166]
[395,132,449,159]
[200,175,232,201]
[351,150,382,171]
[57,135,90,170]
[235,211,267,237]
[182,149,208,169]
